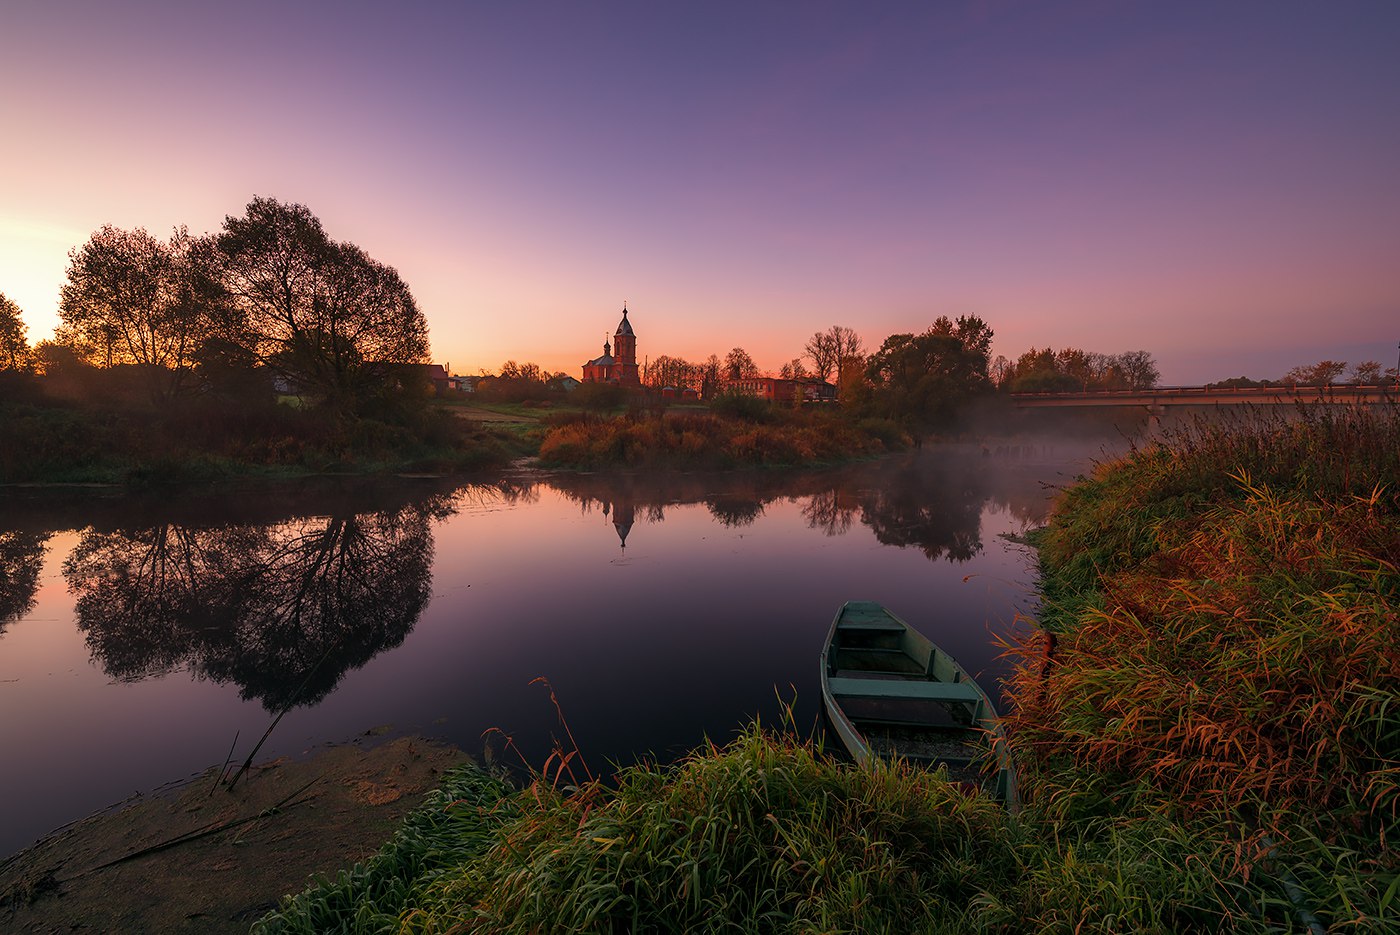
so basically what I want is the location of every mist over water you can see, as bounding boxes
[0,444,1106,858]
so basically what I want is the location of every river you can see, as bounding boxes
[0,443,1102,858]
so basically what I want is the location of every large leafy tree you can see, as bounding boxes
[56,226,220,398]
[865,315,993,430]
[217,197,430,413]
[0,292,29,370]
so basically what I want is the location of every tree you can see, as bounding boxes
[699,354,722,399]
[724,347,759,381]
[779,358,809,380]
[1351,360,1382,384]
[0,292,29,370]
[990,354,1012,389]
[1282,360,1347,386]
[1004,346,1159,392]
[217,197,430,414]
[500,360,543,382]
[864,315,994,429]
[803,330,838,382]
[646,355,696,390]
[56,225,221,399]
[805,325,863,384]
[1114,350,1160,390]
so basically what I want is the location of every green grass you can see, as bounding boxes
[252,767,516,935]
[259,728,1276,934]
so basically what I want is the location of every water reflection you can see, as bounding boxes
[2,445,1107,860]
[854,456,985,562]
[63,500,446,710]
[0,531,50,631]
[538,447,1053,563]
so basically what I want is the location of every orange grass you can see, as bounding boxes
[1007,406,1400,928]
[537,408,900,469]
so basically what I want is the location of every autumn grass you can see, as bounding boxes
[1010,403,1400,929]
[537,407,904,469]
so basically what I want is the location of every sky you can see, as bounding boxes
[2,1,1397,385]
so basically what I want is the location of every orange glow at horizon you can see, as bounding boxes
[1,3,1396,385]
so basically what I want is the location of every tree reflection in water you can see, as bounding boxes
[64,499,446,710]
[854,456,987,562]
[0,531,51,633]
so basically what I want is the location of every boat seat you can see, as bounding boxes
[836,615,905,633]
[828,676,984,705]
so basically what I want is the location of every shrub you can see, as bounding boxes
[709,390,773,422]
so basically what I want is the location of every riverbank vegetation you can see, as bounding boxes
[258,727,1254,934]
[258,405,1398,931]
[536,399,908,469]
[0,371,524,485]
[1010,404,1399,929]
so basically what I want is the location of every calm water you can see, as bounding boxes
[0,444,1097,858]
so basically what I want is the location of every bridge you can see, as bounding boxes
[1010,384,1399,411]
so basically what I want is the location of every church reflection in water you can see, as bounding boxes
[541,445,1053,564]
[601,497,635,550]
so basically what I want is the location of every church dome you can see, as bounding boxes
[615,306,634,336]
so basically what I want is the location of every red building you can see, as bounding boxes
[582,305,641,386]
[723,377,837,404]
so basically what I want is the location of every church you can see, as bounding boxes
[581,304,641,386]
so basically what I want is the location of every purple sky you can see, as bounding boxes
[2,1,1397,383]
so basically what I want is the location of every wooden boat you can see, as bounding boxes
[820,600,1018,809]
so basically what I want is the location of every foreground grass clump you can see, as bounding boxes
[1010,404,1400,930]
[260,729,1272,934]
[537,407,903,469]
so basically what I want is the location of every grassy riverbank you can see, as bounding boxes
[0,397,527,485]
[256,406,1397,933]
[537,404,908,469]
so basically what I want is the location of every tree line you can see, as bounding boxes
[1211,358,1399,388]
[460,317,1173,433]
[1,196,431,417]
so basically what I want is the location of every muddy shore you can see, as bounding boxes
[0,734,470,934]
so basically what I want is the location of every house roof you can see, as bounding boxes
[587,354,615,367]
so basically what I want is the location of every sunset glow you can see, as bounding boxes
[2,1,1396,383]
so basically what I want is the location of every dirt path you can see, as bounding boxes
[450,405,540,423]
[0,735,470,934]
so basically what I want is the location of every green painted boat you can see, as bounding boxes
[820,600,1018,809]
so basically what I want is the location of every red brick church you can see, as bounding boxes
[581,305,641,386]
